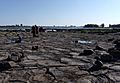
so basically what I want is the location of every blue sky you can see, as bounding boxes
[0,0,120,26]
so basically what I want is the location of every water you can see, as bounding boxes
[0,26,83,31]
[78,40,92,44]
[0,26,31,31]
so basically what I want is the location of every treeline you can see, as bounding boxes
[84,24,120,28]
[109,24,120,27]
[0,24,31,27]
[84,24,104,28]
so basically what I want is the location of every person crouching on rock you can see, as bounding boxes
[88,56,103,72]
[15,34,22,43]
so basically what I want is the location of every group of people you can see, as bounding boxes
[31,25,45,37]
[10,25,44,43]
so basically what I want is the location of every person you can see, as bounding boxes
[15,34,22,43]
[31,25,39,37]
[31,26,36,37]
[88,56,103,72]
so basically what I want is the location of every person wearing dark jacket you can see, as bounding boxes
[15,34,22,43]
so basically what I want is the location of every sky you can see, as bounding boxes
[0,0,120,26]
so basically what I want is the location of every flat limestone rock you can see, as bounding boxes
[60,58,73,64]
[71,48,83,52]
[39,48,47,53]
[72,55,87,59]
[9,61,19,67]
[68,61,85,66]
[75,70,89,76]
[1,32,120,82]
[33,74,48,82]
[103,63,113,68]
[37,60,62,67]
[107,72,120,82]
[53,48,70,52]
[49,50,61,55]
[22,60,37,65]
[110,65,120,71]
[69,52,80,56]
[97,42,114,51]
[50,68,64,77]
[27,55,42,60]
[77,79,91,83]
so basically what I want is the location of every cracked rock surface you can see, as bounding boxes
[0,32,120,83]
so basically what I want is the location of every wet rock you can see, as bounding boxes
[80,49,94,56]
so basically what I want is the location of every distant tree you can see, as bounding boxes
[20,24,23,27]
[109,24,120,28]
[16,24,19,27]
[100,23,104,28]
[84,24,99,28]
[109,24,111,27]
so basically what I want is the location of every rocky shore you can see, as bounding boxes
[0,31,120,83]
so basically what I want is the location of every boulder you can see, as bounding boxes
[75,40,78,43]
[94,45,106,51]
[113,39,120,45]
[100,53,113,62]
[96,51,113,62]
[32,46,38,51]
[108,38,114,42]
[95,42,114,51]
[80,49,94,56]
[7,52,24,62]
[0,61,11,72]
[108,48,120,60]
[113,39,120,50]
